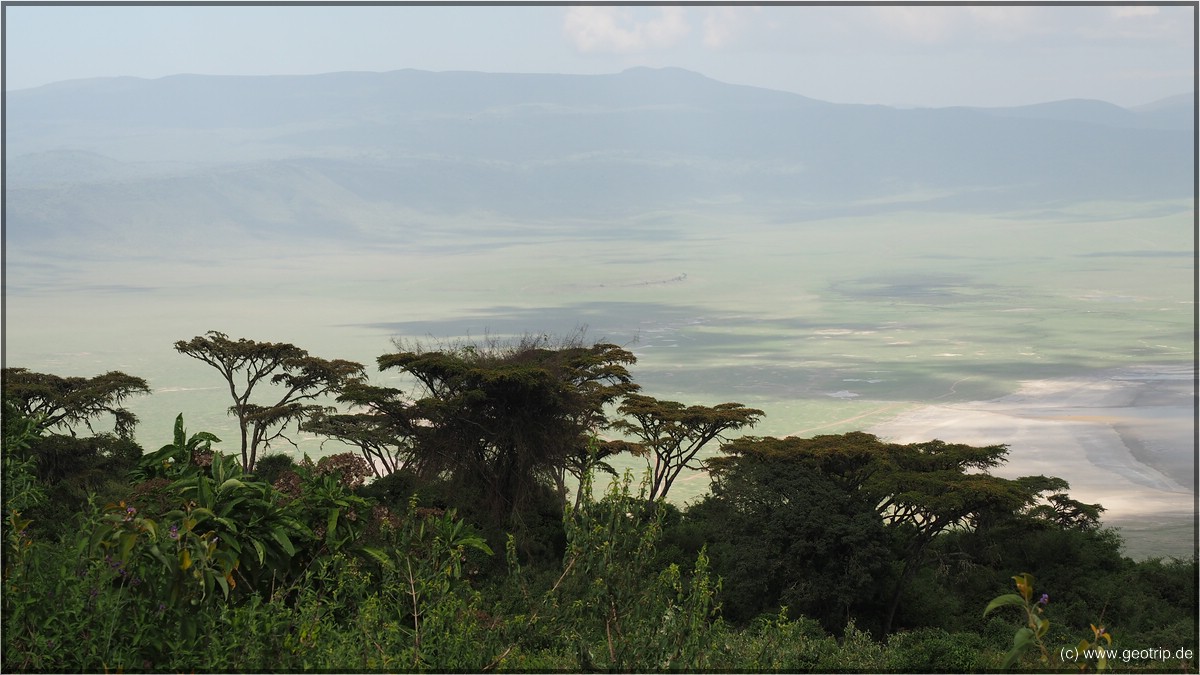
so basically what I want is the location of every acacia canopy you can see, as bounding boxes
[377,334,638,525]
[710,432,1099,634]
[614,393,764,502]
[2,367,150,438]
[301,392,413,480]
[174,331,363,471]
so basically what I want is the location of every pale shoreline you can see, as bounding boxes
[866,365,1195,525]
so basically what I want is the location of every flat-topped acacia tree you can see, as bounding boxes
[174,331,364,471]
[377,332,639,526]
[2,367,150,438]
[301,380,416,479]
[613,393,764,503]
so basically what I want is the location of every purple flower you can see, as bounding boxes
[168,524,180,540]
[1038,593,1049,606]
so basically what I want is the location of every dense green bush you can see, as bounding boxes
[16,433,142,537]
[252,451,296,486]
[884,627,987,672]
[3,362,1196,672]
[688,444,893,631]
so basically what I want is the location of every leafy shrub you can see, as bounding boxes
[252,451,296,486]
[884,627,985,672]
[517,470,723,672]
[708,609,837,671]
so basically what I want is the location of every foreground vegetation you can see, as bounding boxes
[2,333,1196,672]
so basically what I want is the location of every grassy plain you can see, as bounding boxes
[1108,513,1197,561]
[5,199,1193,519]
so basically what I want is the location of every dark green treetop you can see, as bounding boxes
[377,333,639,525]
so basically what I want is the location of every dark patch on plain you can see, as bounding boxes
[1076,250,1191,258]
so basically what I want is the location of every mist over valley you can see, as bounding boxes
[5,68,1194,553]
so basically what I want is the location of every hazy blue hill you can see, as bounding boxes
[1133,92,1192,112]
[1130,93,1195,131]
[6,67,822,139]
[7,149,142,186]
[982,98,1141,126]
[6,149,199,188]
[5,68,1193,255]
[5,160,393,252]
[968,95,1194,131]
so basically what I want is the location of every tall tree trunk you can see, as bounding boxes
[239,419,250,472]
[883,548,922,635]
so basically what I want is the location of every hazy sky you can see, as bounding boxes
[3,4,1195,108]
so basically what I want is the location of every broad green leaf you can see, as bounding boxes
[88,525,111,555]
[215,571,231,600]
[215,497,246,517]
[271,530,296,557]
[1012,627,1033,650]
[1002,627,1035,669]
[198,475,215,508]
[358,546,393,568]
[462,534,494,556]
[982,593,1026,617]
[1001,647,1023,671]
[173,414,186,448]
[118,532,138,561]
[326,510,340,547]
[147,544,171,569]
[218,478,246,493]
[251,539,266,565]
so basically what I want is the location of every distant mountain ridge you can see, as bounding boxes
[5,68,1194,255]
[965,96,1192,131]
[1132,93,1193,111]
[10,67,1188,132]
[6,67,823,145]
